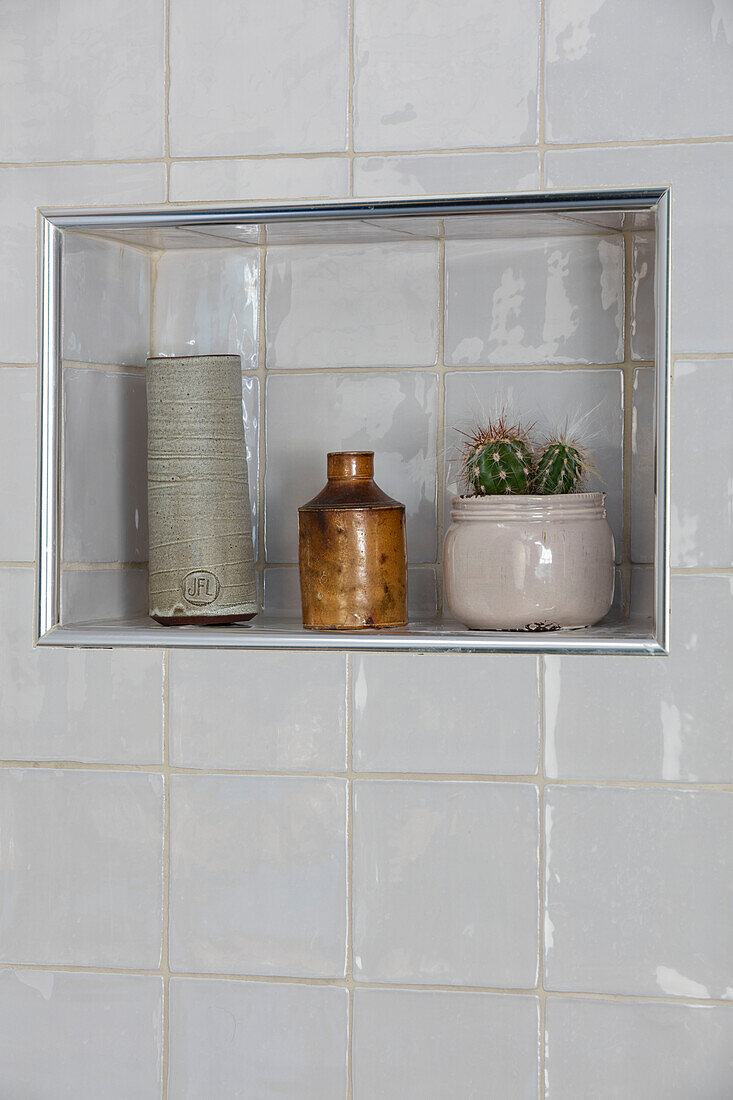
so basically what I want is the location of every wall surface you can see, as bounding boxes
[1,1,732,1097]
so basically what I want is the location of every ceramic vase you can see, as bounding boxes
[146,354,256,625]
[298,451,408,629]
[443,492,615,630]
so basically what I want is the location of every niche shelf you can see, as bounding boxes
[37,190,670,653]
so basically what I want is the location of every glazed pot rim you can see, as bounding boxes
[146,353,242,362]
[450,490,607,521]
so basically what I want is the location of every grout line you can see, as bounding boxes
[163,0,172,203]
[537,655,547,1098]
[8,132,733,173]
[161,650,171,1100]
[538,0,546,190]
[0,758,730,790]
[347,0,356,197]
[345,652,355,1100]
[256,240,267,593]
[435,225,446,615]
[2,958,732,1006]
[621,230,634,617]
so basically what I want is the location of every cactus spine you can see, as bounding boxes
[532,439,587,494]
[461,416,533,495]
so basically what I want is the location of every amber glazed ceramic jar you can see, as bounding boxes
[443,492,615,630]
[298,452,408,629]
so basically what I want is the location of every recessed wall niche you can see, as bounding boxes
[38,191,670,653]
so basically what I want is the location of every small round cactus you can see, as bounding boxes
[460,416,533,495]
[532,438,591,494]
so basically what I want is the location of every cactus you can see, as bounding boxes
[532,438,591,494]
[460,416,533,495]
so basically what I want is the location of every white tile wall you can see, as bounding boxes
[671,359,733,567]
[265,241,439,368]
[0,970,163,1100]
[354,150,541,197]
[0,163,166,363]
[353,988,540,1099]
[169,0,348,155]
[169,774,347,977]
[631,367,655,563]
[168,978,348,1098]
[63,236,151,367]
[0,568,163,764]
[0,769,164,968]
[546,996,733,1100]
[445,235,624,366]
[353,653,540,774]
[545,0,733,144]
[151,248,258,368]
[545,576,733,783]
[170,651,347,772]
[265,372,438,563]
[353,0,540,150]
[545,785,733,998]
[4,1,733,1094]
[170,157,350,203]
[0,0,165,162]
[546,142,733,353]
[0,368,35,561]
[63,368,148,563]
[353,780,539,986]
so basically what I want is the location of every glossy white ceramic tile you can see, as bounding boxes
[444,235,624,366]
[353,654,539,774]
[546,996,733,1100]
[170,651,347,772]
[0,970,163,1100]
[151,248,258,369]
[672,359,733,567]
[265,242,439,369]
[443,369,624,560]
[261,564,438,621]
[631,367,655,564]
[544,785,733,997]
[353,0,540,150]
[63,368,148,562]
[0,769,163,967]
[545,0,733,144]
[545,576,733,782]
[353,988,540,1099]
[0,0,164,162]
[169,978,348,1098]
[0,163,166,363]
[353,151,541,197]
[169,775,347,977]
[0,368,35,561]
[63,236,151,367]
[630,234,655,362]
[169,0,348,155]
[550,571,730,772]
[265,372,438,562]
[353,780,539,986]
[545,142,733,353]
[61,566,148,624]
[170,157,349,202]
[0,568,163,763]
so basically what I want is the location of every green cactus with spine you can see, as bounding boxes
[532,437,593,494]
[460,416,533,495]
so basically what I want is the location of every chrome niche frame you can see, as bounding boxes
[36,188,671,654]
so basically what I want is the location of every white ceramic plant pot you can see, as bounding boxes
[443,492,615,630]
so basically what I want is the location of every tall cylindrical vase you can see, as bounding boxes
[146,354,257,624]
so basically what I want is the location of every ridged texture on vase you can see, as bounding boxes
[146,355,256,624]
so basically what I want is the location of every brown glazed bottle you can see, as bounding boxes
[298,452,408,629]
